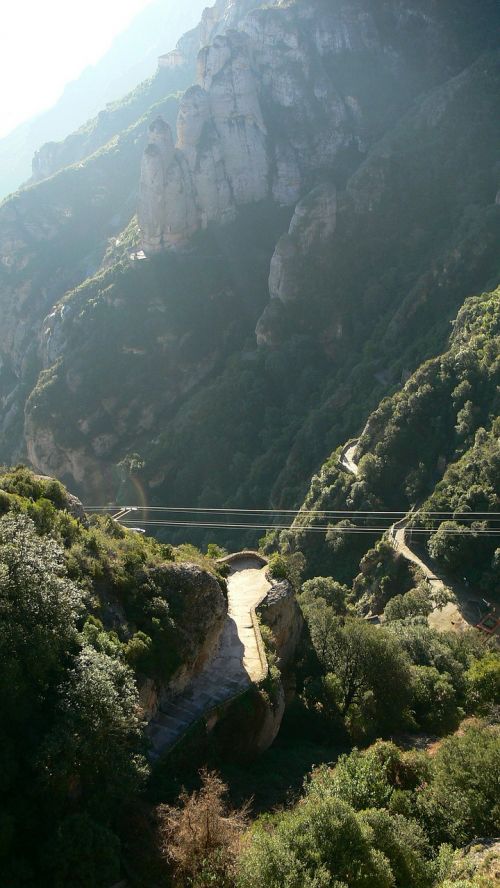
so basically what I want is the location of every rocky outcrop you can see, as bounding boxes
[157,562,228,694]
[258,578,303,670]
[256,182,337,344]
[139,28,272,251]
[140,0,480,254]
[138,0,373,252]
[138,117,199,253]
[140,561,228,722]
[208,681,285,760]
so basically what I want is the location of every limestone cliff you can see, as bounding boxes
[259,577,303,671]
[139,0,456,252]
[146,561,228,716]
[1,0,499,505]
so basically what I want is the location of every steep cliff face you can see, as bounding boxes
[139,0,472,252]
[256,182,337,344]
[259,578,303,670]
[1,0,500,514]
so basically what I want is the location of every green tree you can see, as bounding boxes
[307,741,431,813]
[384,583,435,621]
[465,652,500,712]
[305,610,412,737]
[238,794,394,888]
[300,576,348,614]
[417,726,500,845]
[359,809,432,888]
[41,645,148,815]
[410,665,460,732]
[0,512,82,724]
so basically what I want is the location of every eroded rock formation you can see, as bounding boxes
[258,577,303,670]
[138,1,366,252]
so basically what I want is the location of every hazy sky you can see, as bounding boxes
[0,0,153,137]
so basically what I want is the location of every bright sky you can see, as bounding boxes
[0,0,153,137]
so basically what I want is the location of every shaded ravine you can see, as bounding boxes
[147,554,270,761]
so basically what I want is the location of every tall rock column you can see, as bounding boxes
[198,32,270,205]
[139,117,199,253]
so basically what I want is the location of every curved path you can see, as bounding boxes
[339,441,360,476]
[148,555,270,761]
[389,517,468,632]
[338,441,491,634]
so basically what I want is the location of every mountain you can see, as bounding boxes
[0,0,207,200]
[1,1,500,882]
[0,0,499,535]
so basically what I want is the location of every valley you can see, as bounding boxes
[0,0,499,885]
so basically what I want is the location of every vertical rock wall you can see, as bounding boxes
[138,1,368,252]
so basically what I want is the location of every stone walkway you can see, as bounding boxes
[148,555,270,761]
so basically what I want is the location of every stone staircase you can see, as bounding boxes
[148,554,270,761]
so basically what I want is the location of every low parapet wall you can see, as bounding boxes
[216,550,269,567]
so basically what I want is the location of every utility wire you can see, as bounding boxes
[118,518,500,536]
[85,505,500,517]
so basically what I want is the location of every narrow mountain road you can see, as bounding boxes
[148,554,270,761]
[389,517,468,632]
[338,440,490,634]
[339,441,360,476]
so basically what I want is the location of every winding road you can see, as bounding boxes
[339,441,360,476]
[338,440,494,634]
[148,554,270,761]
[389,516,469,632]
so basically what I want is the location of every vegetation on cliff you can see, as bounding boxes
[284,287,500,587]
[0,467,227,885]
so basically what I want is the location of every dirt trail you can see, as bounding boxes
[339,441,360,476]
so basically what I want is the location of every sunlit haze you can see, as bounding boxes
[0,0,153,137]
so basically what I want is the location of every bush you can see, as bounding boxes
[158,770,248,888]
[465,652,500,712]
[267,551,305,588]
[417,725,500,845]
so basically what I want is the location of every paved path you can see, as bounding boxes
[147,555,270,761]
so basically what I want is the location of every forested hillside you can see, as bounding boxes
[283,287,500,588]
[0,466,229,884]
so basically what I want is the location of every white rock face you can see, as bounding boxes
[268,233,298,302]
[139,0,371,252]
[138,117,198,252]
[289,183,337,253]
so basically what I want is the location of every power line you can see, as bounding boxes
[85,505,500,518]
[118,518,500,536]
